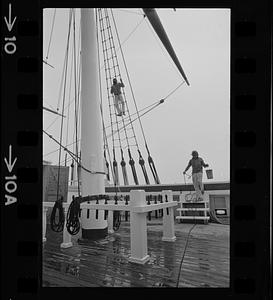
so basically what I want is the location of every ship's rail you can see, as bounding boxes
[66,181,230,217]
[43,190,177,264]
[67,181,230,193]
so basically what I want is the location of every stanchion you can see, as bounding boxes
[108,210,114,233]
[162,190,176,242]
[128,190,150,264]
[61,204,73,248]
[43,206,48,242]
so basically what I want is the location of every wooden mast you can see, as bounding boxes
[80,8,108,239]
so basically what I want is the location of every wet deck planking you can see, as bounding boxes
[43,221,229,287]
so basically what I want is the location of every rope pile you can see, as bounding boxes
[66,196,81,235]
[50,197,65,232]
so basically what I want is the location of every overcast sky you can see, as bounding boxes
[43,8,230,185]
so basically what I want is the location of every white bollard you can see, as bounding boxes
[61,205,73,248]
[108,210,114,233]
[128,190,150,264]
[162,190,176,242]
[43,206,48,242]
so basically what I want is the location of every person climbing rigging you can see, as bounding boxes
[110,78,125,116]
[183,150,209,201]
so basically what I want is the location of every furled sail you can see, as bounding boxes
[142,8,190,86]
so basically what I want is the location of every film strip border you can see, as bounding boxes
[0,0,271,299]
[231,0,271,297]
[1,0,42,299]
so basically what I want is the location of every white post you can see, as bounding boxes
[80,8,108,239]
[203,191,210,220]
[128,190,150,264]
[43,206,48,242]
[108,211,114,233]
[60,205,73,248]
[162,190,176,242]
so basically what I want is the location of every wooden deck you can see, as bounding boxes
[43,220,229,287]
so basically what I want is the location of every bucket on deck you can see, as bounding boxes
[206,169,213,179]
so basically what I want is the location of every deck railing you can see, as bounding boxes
[43,190,177,264]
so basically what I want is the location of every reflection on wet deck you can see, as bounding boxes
[43,221,229,287]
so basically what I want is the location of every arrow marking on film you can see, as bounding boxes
[4,3,17,32]
[4,145,17,173]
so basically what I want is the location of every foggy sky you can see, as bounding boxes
[43,8,230,184]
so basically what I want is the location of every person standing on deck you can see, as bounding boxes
[183,151,209,201]
[110,78,125,116]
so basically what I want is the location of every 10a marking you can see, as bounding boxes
[4,3,17,55]
[4,145,17,206]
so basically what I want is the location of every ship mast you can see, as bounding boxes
[80,8,107,239]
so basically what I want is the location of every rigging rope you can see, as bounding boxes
[115,14,146,54]
[176,174,198,286]
[45,8,56,61]
[43,60,54,68]
[98,9,123,186]
[72,11,82,165]
[111,9,147,149]
[96,9,122,195]
[44,79,183,161]
[98,13,145,73]
[43,130,106,175]
[96,9,111,184]
[56,9,73,204]
[50,196,65,232]
[66,196,81,235]
[45,96,76,132]
[64,24,75,166]
[175,222,196,286]
[117,9,145,16]
[44,9,187,189]
[104,9,133,186]
[111,9,160,184]
[72,9,81,197]
[105,80,185,139]
[108,9,146,185]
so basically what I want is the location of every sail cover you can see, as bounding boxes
[142,8,190,86]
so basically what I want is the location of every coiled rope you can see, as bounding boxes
[50,196,65,232]
[66,196,81,235]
